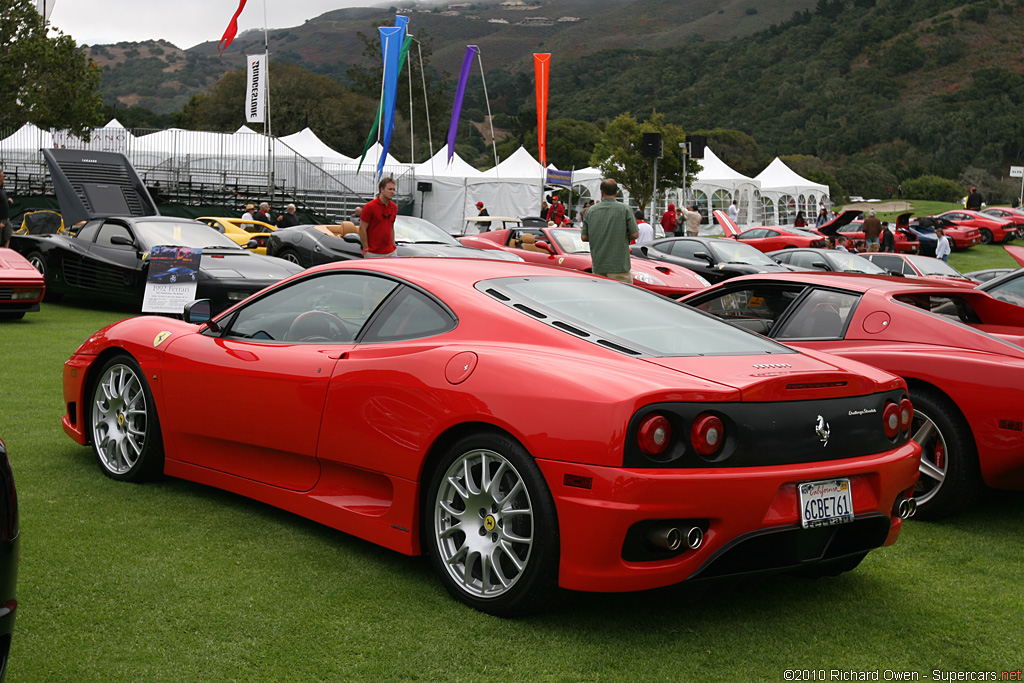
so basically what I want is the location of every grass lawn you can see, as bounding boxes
[1,276,1022,681]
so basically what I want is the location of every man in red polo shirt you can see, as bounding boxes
[359,177,398,257]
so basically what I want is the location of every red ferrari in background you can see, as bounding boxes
[0,248,45,320]
[682,272,1024,519]
[933,210,1019,245]
[62,258,919,616]
[459,225,710,296]
[715,210,827,252]
[980,207,1024,239]
[835,220,920,254]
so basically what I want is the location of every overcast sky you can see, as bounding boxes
[47,0,387,49]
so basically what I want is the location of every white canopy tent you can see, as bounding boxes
[755,157,830,226]
[412,145,485,233]
[687,147,762,230]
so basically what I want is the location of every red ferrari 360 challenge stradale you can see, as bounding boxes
[62,258,920,615]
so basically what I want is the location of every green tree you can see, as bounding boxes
[0,0,103,135]
[590,113,690,213]
[177,62,380,157]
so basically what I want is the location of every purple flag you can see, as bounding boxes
[446,46,478,165]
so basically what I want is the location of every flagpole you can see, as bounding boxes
[475,48,498,170]
[263,0,273,200]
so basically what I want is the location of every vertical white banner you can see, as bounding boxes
[245,53,267,124]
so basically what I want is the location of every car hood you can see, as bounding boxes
[197,250,303,280]
[0,248,45,283]
[642,350,899,402]
[816,209,862,236]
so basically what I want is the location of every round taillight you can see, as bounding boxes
[690,413,724,457]
[637,414,672,456]
[882,402,901,439]
[900,398,913,432]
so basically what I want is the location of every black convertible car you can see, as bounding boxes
[267,215,522,268]
[10,149,301,313]
[630,236,798,283]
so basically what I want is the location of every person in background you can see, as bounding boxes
[581,178,637,283]
[879,222,895,253]
[966,186,983,211]
[727,199,739,223]
[935,227,951,262]
[252,202,271,225]
[682,204,701,236]
[661,203,677,238]
[240,203,256,230]
[815,206,830,228]
[861,209,883,249]
[475,201,491,232]
[834,235,850,252]
[635,210,654,243]
[547,195,565,225]
[793,210,806,227]
[359,177,398,258]
[277,204,300,228]
[0,170,13,248]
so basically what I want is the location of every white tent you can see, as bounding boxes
[687,147,761,229]
[461,146,546,224]
[412,145,484,233]
[278,128,353,164]
[755,157,830,226]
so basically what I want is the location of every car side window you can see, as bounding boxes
[94,223,135,249]
[868,254,900,271]
[361,287,456,343]
[986,274,1024,307]
[777,289,859,340]
[75,219,104,242]
[691,286,804,333]
[219,272,399,343]
[669,240,700,259]
[789,251,828,270]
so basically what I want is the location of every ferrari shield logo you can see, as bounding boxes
[153,331,172,347]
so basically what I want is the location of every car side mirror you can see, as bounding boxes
[343,232,361,244]
[693,251,714,264]
[110,235,136,248]
[535,240,553,254]
[811,261,830,270]
[246,239,258,250]
[184,299,219,332]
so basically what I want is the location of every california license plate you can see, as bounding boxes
[798,478,854,528]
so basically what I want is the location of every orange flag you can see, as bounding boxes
[534,54,551,167]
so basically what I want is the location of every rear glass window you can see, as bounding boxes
[480,276,794,357]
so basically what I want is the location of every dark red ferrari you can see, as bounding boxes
[458,225,710,297]
[682,272,1024,519]
[62,259,920,615]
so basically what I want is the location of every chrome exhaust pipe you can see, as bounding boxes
[896,498,917,519]
[647,526,682,551]
[685,526,704,550]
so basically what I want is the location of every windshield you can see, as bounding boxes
[135,220,243,250]
[829,252,886,274]
[394,216,459,245]
[981,272,1024,307]
[482,276,792,357]
[904,255,964,277]
[548,229,590,254]
[708,240,778,266]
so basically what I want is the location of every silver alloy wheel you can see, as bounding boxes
[91,363,149,475]
[911,409,946,506]
[281,251,301,265]
[27,253,45,276]
[433,448,534,599]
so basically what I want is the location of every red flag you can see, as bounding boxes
[218,0,248,55]
[534,54,550,167]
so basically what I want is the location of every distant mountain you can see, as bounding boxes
[88,0,819,114]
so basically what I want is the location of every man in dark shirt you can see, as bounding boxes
[966,187,983,211]
[277,204,300,228]
[880,223,895,253]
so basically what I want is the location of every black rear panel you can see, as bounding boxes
[42,149,158,225]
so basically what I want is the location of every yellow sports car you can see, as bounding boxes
[197,217,277,254]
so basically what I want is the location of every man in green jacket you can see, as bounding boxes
[581,178,638,283]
